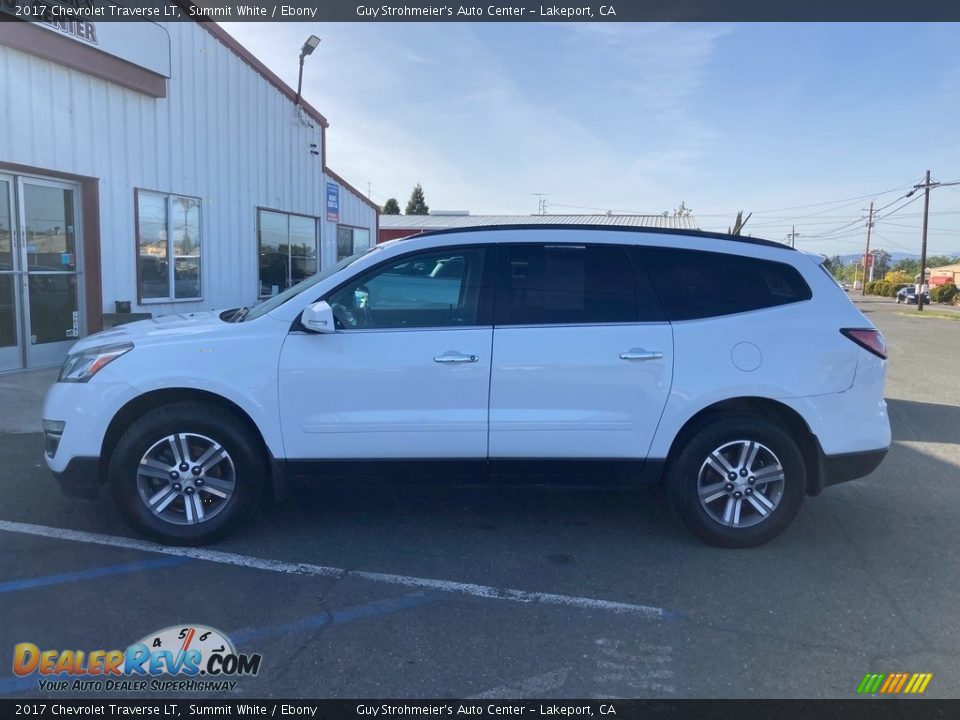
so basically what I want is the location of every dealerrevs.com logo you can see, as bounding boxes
[13,625,262,693]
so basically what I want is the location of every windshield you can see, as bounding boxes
[243,248,377,321]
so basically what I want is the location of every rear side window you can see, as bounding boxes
[639,247,812,320]
[496,244,661,325]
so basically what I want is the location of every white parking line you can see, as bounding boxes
[0,520,666,619]
[469,668,570,699]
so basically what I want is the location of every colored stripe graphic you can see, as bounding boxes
[893,673,909,693]
[857,673,885,694]
[857,672,932,694]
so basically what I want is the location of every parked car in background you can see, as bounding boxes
[41,226,891,548]
[896,286,930,305]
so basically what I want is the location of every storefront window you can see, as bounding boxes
[136,190,201,302]
[258,209,319,297]
[337,226,371,262]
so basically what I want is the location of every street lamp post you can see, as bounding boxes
[295,35,321,108]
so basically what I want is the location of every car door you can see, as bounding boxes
[489,242,673,459]
[278,244,494,460]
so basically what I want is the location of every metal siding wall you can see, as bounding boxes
[320,175,377,268]
[0,21,372,319]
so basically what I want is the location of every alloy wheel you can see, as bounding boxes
[697,440,785,528]
[136,433,236,525]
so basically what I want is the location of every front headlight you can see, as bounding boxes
[58,342,134,383]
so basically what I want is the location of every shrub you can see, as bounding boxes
[864,281,878,295]
[884,270,912,284]
[932,283,957,304]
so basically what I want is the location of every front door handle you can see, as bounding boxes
[434,353,479,364]
[620,349,663,361]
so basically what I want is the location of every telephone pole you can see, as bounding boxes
[786,226,799,248]
[917,171,932,312]
[909,172,960,311]
[532,193,549,215]
[860,201,874,296]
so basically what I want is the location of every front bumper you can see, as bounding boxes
[51,456,102,500]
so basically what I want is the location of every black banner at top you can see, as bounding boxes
[0,0,959,22]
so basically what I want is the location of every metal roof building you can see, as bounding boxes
[378,214,700,243]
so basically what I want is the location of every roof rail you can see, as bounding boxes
[406,223,794,250]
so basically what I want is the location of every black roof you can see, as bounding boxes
[409,224,794,250]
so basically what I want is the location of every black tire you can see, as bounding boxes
[667,414,806,548]
[109,401,267,546]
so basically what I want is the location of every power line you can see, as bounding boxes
[874,191,925,222]
[745,182,917,214]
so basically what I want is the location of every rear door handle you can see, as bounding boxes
[620,349,663,361]
[434,353,479,364]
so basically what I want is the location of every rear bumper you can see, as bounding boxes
[822,448,888,486]
[810,447,888,495]
[51,457,101,500]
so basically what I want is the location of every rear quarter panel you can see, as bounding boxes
[645,245,872,459]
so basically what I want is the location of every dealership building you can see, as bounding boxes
[0,11,379,372]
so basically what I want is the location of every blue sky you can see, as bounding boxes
[222,22,960,257]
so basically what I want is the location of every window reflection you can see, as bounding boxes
[137,191,202,301]
[24,185,76,272]
[258,210,318,297]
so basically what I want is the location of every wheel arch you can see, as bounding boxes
[660,396,823,496]
[99,388,283,501]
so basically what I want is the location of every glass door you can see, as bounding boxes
[18,178,83,368]
[0,176,21,372]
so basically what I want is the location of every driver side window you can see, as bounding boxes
[327,247,489,329]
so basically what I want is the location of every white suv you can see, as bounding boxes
[42,227,890,547]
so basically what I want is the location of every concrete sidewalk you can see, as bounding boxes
[0,368,58,433]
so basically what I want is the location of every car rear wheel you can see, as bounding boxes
[109,401,267,546]
[668,414,806,548]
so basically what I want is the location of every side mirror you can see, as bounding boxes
[301,301,336,333]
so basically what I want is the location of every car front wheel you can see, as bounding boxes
[109,401,267,545]
[668,414,806,548]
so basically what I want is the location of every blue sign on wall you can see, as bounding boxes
[326,182,340,222]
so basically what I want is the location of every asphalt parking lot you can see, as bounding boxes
[1,295,958,699]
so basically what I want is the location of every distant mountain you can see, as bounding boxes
[836,251,960,264]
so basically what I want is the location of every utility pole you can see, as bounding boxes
[917,171,931,311]
[860,201,874,296]
[786,226,799,248]
[532,193,549,215]
[909,172,960,310]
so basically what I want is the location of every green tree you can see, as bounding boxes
[871,249,891,278]
[382,198,401,215]
[405,184,430,215]
[822,254,842,275]
[893,258,920,276]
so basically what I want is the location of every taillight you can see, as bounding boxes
[841,328,887,360]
